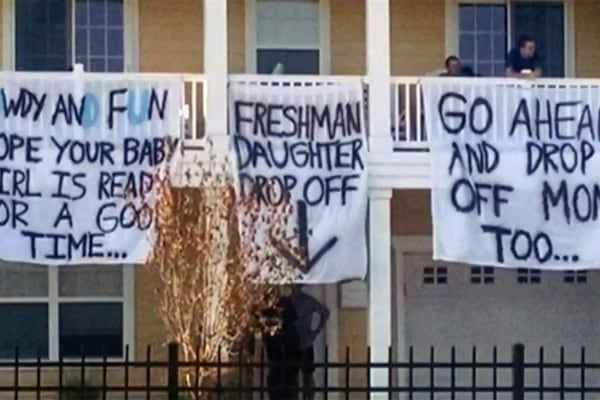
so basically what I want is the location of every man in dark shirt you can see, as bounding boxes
[505,34,542,78]
[262,295,301,400]
[290,286,329,400]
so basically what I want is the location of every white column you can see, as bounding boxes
[366,0,393,153]
[203,0,229,153]
[368,189,393,398]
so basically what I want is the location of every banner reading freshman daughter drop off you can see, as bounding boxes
[423,78,600,270]
[0,75,182,265]
[229,81,368,283]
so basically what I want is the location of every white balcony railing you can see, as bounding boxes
[14,71,600,154]
[391,76,427,150]
[182,74,207,147]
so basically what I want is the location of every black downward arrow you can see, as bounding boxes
[271,201,338,274]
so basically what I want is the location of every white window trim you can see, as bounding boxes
[0,265,134,362]
[445,0,576,77]
[244,0,331,74]
[1,0,138,72]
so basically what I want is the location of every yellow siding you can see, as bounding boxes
[338,309,368,387]
[330,0,366,75]
[135,266,168,360]
[138,0,203,73]
[228,0,247,73]
[390,0,446,75]
[574,0,600,78]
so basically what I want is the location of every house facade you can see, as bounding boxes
[0,0,599,393]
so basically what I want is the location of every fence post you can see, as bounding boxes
[512,343,525,400]
[168,342,179,400]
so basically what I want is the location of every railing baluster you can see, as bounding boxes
[430,346,434,400]
[36,349,41,400]
[146,346,152,400]
[59,349,63,400]
[539,347,544,400]
[451,347,456,400]
[13,346,18,400]
[102,351,108,400]
[216,347,222,400]
[124,344,130,400]
[560,346,565,400]
[408,346,414,400]
[581,347,586,400]
[81,349,85,400]
[345,347,350,400]
[323,346,329,400]
[367,347,371,400]
[472,346,477,400]
[493,346,497,400]
[388,346,393,399]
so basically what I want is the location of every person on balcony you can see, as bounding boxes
[290,285,330,400]
[505,34,542,78]
[440,55,463,76]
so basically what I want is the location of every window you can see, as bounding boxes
[15,0,124,72]
[564,270,587,284]
[459,4,507,77]
[424,267,448,285]
[0,261,130,359]
[458,2,565,77]
[471,266,494,284]
[517,268,541,284]
[255,0,320,74]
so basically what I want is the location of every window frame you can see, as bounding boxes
[0,265,135,362]
[445,0,575,77]
[245,0,331,74]
[2,0,139,72]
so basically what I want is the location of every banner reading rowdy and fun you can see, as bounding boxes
[0,76,182,265]
[423,78,600,269]
[229,82,368,283]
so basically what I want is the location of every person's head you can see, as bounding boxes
[445,55,462,76]
[518,35,536,59]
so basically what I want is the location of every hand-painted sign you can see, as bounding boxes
[0,76,182,265]
[423,78,600,269]
[229,82,368,283]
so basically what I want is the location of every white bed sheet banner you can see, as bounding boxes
[229,82,368,283]
[422,78,600,269]
[0,75,182,265]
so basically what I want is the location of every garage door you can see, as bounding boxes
[402,252,600,398]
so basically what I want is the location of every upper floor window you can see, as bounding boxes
[458,2,565,77]
[255,0,320,74]
[15,0,124,72]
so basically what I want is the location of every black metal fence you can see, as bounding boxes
[0,343,599,399]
